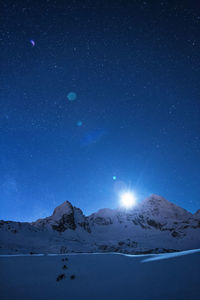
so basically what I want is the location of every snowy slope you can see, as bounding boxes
[1,250,200,300]
[193,209,200,219]
[0,194,200,254]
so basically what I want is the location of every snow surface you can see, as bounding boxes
[0,250,200,300]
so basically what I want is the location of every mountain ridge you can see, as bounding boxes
[0,194,200,255]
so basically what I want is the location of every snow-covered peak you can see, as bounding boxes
[88,208,118,226]
[52,201,73,221]
[91,208,117,218]
[86,194,193,228]
[135,194,192,221]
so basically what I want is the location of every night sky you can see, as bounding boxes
[1,1,200,221]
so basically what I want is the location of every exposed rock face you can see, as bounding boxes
[0,195,200,254]
[31,201,90,233]
[90,216,113,226]
[52,213,76,232]
[51,201,77,232]
[77,220,91,233]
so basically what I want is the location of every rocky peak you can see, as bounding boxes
[50,201,91,233]
[51,201,76,232]
[52,201,73,221]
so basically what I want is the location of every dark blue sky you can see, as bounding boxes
[1,0,200,221]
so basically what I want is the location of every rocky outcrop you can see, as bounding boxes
[52,212,76,232]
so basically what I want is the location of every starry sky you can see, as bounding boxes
[1,0,200,221]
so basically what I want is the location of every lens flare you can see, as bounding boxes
[30,40,35,47]
[67,92,77,101]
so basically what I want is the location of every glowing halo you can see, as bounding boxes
[120,191,137,208]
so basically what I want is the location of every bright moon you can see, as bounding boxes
[120,192,136,208]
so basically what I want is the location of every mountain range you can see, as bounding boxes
[1,194,200,254]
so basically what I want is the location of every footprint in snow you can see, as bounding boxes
[56,274,66,281]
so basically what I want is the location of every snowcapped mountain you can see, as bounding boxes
[0,194,200,254]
